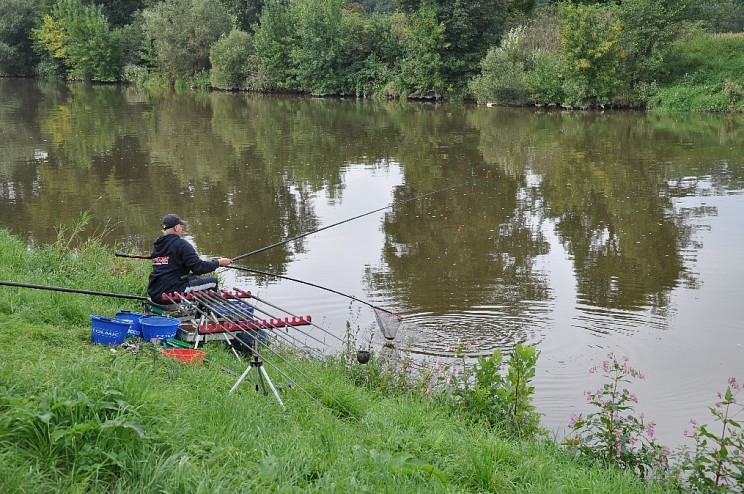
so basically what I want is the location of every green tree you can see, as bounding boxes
[220,0,264,32]
[396,0,509,96]
[209,29,255,89]
[32,0,121,80]
[289,0,357,94]
[93,0,146,28]
[0,0,39,76]
[396,2,447,98]
[616,0,678,89]
[558,2,624,107]
[468,26,530,104]
[254,0,295,90]
[142,0,232,81]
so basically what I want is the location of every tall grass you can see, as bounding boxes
[650,32,744,112]
[0,228,678,492]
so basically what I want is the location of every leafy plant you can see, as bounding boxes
[564,353,668,479]
[678,377,744,492]
[469,26,531,105]
[453,343,542,438]
[210,29,255,90]
[32,0,122,81]
[558,2,624,107]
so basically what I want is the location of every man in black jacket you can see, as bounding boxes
[147,213,232,303]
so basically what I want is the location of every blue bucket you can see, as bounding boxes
[90,315,131,345]
[213,299,255,318]
[139,315,180,342]
[116,311,144,337]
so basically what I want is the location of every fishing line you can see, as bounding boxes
[227,265,397,316]
[231,173,488,262]
[246,291,343,344]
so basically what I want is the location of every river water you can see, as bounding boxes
[0,78,742,448]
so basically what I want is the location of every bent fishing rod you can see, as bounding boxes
[231,172,489,262]
[0,280,147,301]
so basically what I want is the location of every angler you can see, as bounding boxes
[147,213,233,304]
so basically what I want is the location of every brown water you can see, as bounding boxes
[1,78,742,447]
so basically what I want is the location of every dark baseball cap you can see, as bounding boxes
[161,213,187,229]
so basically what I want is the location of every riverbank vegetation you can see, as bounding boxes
[1,222,743,491]
[0,0,742,110]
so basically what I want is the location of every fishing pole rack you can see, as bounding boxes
[144,289,313,344]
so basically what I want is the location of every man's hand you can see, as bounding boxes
[216,257,232,267]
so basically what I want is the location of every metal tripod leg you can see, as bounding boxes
[229,353,286,411]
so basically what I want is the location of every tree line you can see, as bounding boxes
[0,0,742,108]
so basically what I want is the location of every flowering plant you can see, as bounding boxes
[564,353,668,478]
[679,377,743,492]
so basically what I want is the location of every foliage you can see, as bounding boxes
[0,0,39,76]
[253,0,295,90]
[209,29,255,90]
[438,0,509,94]
[220,0,264,32]
[524,48,564,105]
[564,353,669,479]
[677,378,744,492]
[32,0,121,81]
[452,344,542,438]
[345,12,406,97]
[615,0,678,88]
[396,0,509,97]
[647,32,744,112]
[288,0,361,95]
[96,0,146,28]
[141,0,232,81]
[395,2,447,98]
[557,2,624,108]
[469,26,531,105]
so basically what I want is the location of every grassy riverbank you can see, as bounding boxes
[0,230,679,493]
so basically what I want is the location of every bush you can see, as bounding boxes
[469,26,530,105]
[210,29,254,90]
[0,0,39,76]
[142,0,232,81]
[524,49,563,105]
[32,0,121,81]
[558,2,624,108]
[451,344,542,438]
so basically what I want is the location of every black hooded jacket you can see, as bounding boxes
[147,234,219,302]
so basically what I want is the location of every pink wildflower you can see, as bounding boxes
[646,422,656,438]
[568,414,579,428]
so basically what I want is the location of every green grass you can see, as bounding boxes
[0,229,679,493]
[650,32,744,112]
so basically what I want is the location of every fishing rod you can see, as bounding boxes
[231,173,488,262]
[0,280,147,301]
[194,290,327,358]
[227,265,399,317]
[115,253,151,259]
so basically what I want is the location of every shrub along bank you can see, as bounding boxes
[0,229,681,492]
